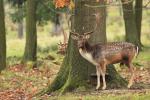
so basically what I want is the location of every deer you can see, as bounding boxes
[70,14,138,90]
[57,41,67,55]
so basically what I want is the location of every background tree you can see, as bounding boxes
[135,0,143,46]
[0,0,6,72]
[36,0,68,36]
[121,0,141,49]
[7,0,67,38]
[7,0,25,39]
[43,0,126,95]
[23,0,37,64]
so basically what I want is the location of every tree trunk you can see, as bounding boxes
[23,0,37,63]
[51,14,62,36]
[135,0,143,46]
[0,0,6,72]
[18,21,24,39]
[121,0,141,49]
[44,0,126,95]
[17,4,24,39]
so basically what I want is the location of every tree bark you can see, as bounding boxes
[23,0,37,63]
[44,0,126,95]
[121,0,141,49]
[135,0,143,46]
[0,0,6,72]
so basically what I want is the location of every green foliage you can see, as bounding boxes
[36,0,68,25]
[7,0,69,25]
[7,0,25,7]
[9,7,24,23]
[7,0,25,23]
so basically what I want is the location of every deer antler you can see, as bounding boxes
[70,31,80,36]
[83,31,94,35]
[70,13,99,36]
[84,13,98,35]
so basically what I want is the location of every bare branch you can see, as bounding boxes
[84,13,98,35]
[84,0,134,8]
[144,0,150,7]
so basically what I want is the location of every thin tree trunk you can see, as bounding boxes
[135,0,143,46]
[51,14,62,36]
[17,4,24,39]
[0,0,6,72]
[121,0,141,49]
[18,21,24,39]
[23,0,37,63]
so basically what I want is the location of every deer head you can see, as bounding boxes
[71,31,93,48]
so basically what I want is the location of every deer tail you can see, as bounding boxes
[135,46,139,58]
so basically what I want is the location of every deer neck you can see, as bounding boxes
[79,41,92,53]
[79,41,98,66]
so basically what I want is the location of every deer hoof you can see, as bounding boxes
[102,86,106,90]
[96,85,100,90]
[127,84,132,89]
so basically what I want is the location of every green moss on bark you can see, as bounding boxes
[0,0,6,72]
[46,37,91,94]
[106,65,127,89]
[23,0,37,63]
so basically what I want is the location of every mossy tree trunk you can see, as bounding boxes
[121,0,141,49]
[0,0,6,72]
[135,0,143,46]
[23,0,37,63]
[45,0,127,95]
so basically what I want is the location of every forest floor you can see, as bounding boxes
[0,47,150,100]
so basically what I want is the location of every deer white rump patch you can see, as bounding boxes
[79,49,98,66]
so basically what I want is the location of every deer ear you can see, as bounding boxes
[85,34,90,39]
[84,31,93,39]
[71,34,79,40]
[70,31,79,40]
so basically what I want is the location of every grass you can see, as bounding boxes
[7,34,64,57]
[47,93,150,100]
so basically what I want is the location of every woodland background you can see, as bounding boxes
[0,0,150,99]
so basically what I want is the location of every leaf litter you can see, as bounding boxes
[0,61,150,99]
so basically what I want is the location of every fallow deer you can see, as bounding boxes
[70,13,138,90]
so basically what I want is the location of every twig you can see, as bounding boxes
[144,0,150,7]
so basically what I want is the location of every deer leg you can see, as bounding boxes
[96,66,101,90]
[100,64,106,90]
[127,63,135,88]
